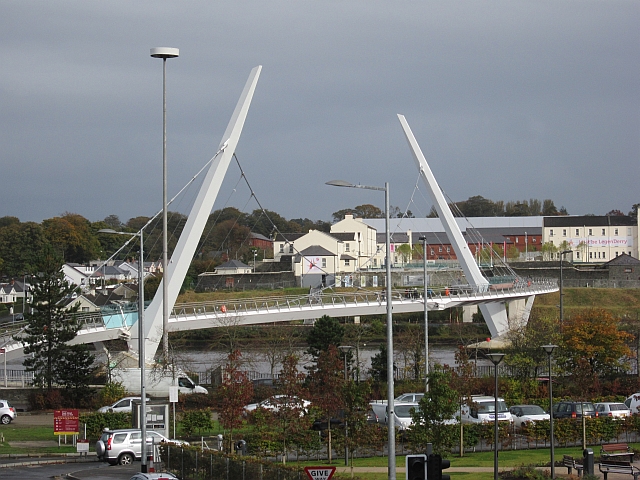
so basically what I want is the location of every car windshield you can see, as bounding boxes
[520,406,545,415]
[477,401,508,414]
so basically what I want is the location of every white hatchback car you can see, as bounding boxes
[509,405,549,430]
[0,399,17,424]
[595,402,631,418]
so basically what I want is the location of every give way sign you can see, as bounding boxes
[304,466,336,480]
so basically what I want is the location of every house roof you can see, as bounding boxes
[604,253,640,266]
[329,232,354,242]
[340,254,357,260]
[250,232,271,241]
[217,259,250,269]
[273,232,307,242]
[299,245,335,256]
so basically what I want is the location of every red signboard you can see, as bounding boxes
[304,466,336,480]
[54,409,79,435]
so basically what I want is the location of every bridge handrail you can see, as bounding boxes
[170,278,558,317]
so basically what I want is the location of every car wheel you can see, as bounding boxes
[0,415,12,425]
[118,453,135,465]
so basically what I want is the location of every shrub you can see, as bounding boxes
[80,412,132,440]
[97,382,126,407]
[181,410,214,437]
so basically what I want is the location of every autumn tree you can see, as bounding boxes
[0,220,47,276]
[217,350,253,452]
[307,345,345,463]
[42,212,101,263]
[558,309,633,395]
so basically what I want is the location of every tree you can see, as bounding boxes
[0,221,47,276]
[305,315,344,361]
[542,199,558,216]
[16,246,86,391]
[396,244,412,265]
[42,212,101,263]
[406,367,459,456]
[56,344,97,406]
[217,350,253,452]
[457,196,497,217]
[559,309,633,387]
[103,214,123,229]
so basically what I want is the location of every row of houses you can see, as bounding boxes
[199,214,639,290]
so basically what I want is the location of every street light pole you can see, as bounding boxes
[338,345,354,467]
[559,250,572,323]
[419,235,429,392]
[98,228,147,472]
[150,47,179,364]
[326,180,396,480]
[542,345,558,479]
[486,352,505,480]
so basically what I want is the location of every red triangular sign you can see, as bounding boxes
[304,466,336,480]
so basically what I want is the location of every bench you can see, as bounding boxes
[602,443,635,463]
[562,455,584,476]
[599,462,640,480]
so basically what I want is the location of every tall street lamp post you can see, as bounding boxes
[486,352,505,480]
[326,180,396,479]
[338,345,354,466]
[542,345,558,479]
[419,235,429,392]
[150,47,179,363]
[98,228,148,472]
[559,250,572,323]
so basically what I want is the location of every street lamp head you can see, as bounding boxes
[542,344,558,356]
[486,352,505,366]
[338,345,354,353]
[561,250,572,255]
[97,229,118,234]
[419,236,427,241]
[150,47,180,58]
[326,180,354,188]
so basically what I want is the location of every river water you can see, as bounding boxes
[175,345,495,381]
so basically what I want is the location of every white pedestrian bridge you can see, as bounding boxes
[0,278,557,361]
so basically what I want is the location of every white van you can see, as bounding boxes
[624,393,640,414]
[459,396,513,424]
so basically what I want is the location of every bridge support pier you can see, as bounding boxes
[461,305,477,323]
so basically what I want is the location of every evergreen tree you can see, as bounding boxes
[305,315,344,360]
[16,245,84,391]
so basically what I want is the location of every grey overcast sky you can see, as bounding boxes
[1,1,638,224]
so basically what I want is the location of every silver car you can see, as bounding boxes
[0,400,17,424]
[95,428,188,465]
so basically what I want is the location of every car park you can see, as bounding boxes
[552,401,598,419]
[95,428,188,465]
[595,402,631,418]
[0,399,17,424]
[509,405,549,429]
[98,396,148,414]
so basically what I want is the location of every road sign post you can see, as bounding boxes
[304,466,336,480]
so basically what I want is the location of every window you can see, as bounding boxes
[550,229,554,237]
[602,229,605,236]
[279,244,284,253]
[575,229,579,236]
[289,244,294,254]
[589,252,593,259]
[438,246,442,253]
[430,249,434,255]
[602,252,605,259]
[615,228,619,235]
[516,237,519,243]
[588,229,593,236]
[322,258,326,268]
[344,259,350,266]
[562,229,567,236]
[345,243,350,252]
[533,238,537,243]
[576,251,580,259]
[373,258,377,267]
[446,246,451,253]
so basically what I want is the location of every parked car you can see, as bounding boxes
[385,402,420,431]
[130,474,179,480]
[624,393,640,414]
[366,409,379,424]
[395,393,424,404]
[509,405,549,429]
[0,400,17,424]
[552,401,598,419]
[243,395,310,416]
[595,402,631,418]
[459,396,513,424]
[98,397,148,414]
[95,429,188,466]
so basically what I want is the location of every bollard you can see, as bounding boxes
[583,448,594,476]
[217,434,224,452]
[235,439,247,456]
